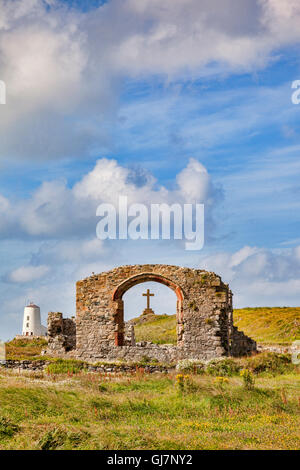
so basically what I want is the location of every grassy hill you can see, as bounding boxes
[5,338,48,360]
[131,314,177,345]
[233,307,300,345]
[133,307,300,345]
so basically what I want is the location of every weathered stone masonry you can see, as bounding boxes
[47,264,256,362]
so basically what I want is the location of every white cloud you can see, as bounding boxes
[1,0,300,160]
[176,159,212,204]
[104,0,300,76]
[200,244,300,307]
[0,157,219,239]
[6,264,49,283]
[0,0,112,159]
[229,246,260,267]
[73,159,137,203]
[19,181,74,236]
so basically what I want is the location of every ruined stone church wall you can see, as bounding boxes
[46,264,257,362]
[74,265,230,359]
[230,326,257,357]
[47,312,76,356]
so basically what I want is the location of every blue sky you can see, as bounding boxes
[1,0,300,339]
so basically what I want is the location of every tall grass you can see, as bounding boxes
[0,354,299,450]
[46,359,85,375]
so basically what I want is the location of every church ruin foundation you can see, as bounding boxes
[46,264,256,362]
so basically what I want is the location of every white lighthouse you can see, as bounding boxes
[22,303,47,337]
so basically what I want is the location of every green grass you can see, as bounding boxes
[0,355,299,450]
[134,307,300,345]
[233,307,300,344]
[133,314,177,344]
[5,338,48,360]
[46,359,86,375]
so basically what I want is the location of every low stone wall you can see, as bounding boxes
[74,342,226,363]
[2,360,50,370]
[257,343,291,354]
[0,359,172,374]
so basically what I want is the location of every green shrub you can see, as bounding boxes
[66,430,91,448]
[46,359,86,374]
[206,358,241,377]
[213,376,229,390]
[140,355,153,364]
[0,416,20,438]
[175,374,197,394]
[176,359,205,373]
[38,427,67,450]
[245,352,293,375]
[240,369,255,390]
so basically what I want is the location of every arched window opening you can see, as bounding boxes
[112,272,184,347]
[123,281,177,345]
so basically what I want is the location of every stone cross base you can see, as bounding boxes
[142,308,155,316]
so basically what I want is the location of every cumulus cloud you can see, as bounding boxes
[0,0,113,159]
[200,244,300,307]
[0,157,219,239]
[110,0,300,75]
[176,159,213,204]
[6,264,49,283]
[1,0,300,160]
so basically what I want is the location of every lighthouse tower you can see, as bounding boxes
[22,303,47,337]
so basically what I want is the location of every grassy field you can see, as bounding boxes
[0,354,299,450]
[2,310,299,450]
[5,338,48,360]
[233,307,300,344]
[132,314,177,345]
[134,307,300,345]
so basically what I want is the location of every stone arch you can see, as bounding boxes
[68,264,257,361]
[112,272,184,346]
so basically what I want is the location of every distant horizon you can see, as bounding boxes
[5,296,300,343]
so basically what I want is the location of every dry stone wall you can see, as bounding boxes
[47,264,256,362]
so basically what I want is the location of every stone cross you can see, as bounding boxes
[142,288,154,309]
